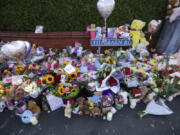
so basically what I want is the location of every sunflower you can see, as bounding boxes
[15,65,25,73]
[0,61,2,64]
[41,77,47,84]
[58,87,65,96]
[71,88,77,93]
[69,72,77,80]
[45,75,55,84]
[106,57,116,65]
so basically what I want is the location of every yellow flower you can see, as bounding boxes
[150,59,157,64]
[106,57,116,65]
[41,77,47,84]
[45,75,55,84]
[32,44,37,51]
[0,61,2,64]
[15,65,25,73]
[5,88,10,95]
[59,84,64,88]
[0,85,3,90]
[35,66,40,70]
[0,89,4,94]
[71,88,77,92]
[69,72,77,79]
[76,68,80,72]
[63,61,70,66]
[152,65,158,70]
[104,50,110,55]
[138,69,144,74]
[58,87,65,96]
[144,72,149,76]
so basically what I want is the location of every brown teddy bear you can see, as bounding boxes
[76,97,89,115]
[89,105,102,118]
[28,100,41,119]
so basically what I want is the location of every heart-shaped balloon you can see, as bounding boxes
[97,0,115,20]
[1,40,31,58]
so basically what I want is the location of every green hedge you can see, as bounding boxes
[0,0,168,31]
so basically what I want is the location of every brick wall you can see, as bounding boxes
[0,31,159,52]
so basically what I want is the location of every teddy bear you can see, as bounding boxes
[89,105,102,118]
[76,97,90,115]
[28,100,41,119]
[130,20,149,48]
[148,20,162,34]
[11,80,30,101]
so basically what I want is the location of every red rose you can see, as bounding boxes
[72,52,77,58]
[99,79,103,84]
[2,72,7,76]
[106,72,110,76]
[107,76,117,87]
[32,64,36,67]
[160,53,164,56]
[123,68,131,75]
[138,77,142,81]
[54,75,61,83]
[24,66,28,70]
[36,80,41,85]
[157,83,163,87]
[69,99,75,104]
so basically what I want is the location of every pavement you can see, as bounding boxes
[0,97,180,135]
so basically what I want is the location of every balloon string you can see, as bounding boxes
[104,18,107,37]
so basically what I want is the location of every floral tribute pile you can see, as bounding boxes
[0,40,179,125]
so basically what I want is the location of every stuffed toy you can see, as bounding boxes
[119,91,129,104]
[16,110,38,125]
[76,97,89,115]
[148,20,162,34]
[143,92,156,104]
[95,27,102,39]
[89,105,102,118]
[0,100,6,112]
[106,107,117,121]
[130,20,149,48]
[28,100,41,119]
[64,101,72,118]
[11,80,29,101]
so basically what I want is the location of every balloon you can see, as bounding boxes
[1,40,31,58]
[97,0,115,20]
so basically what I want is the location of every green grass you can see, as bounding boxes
[0,0,168,31]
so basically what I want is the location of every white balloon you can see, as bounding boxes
[97,0,115,20]
[1,40,31,58]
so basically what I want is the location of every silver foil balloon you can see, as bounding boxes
[1,40,31,58]
[97,0,115,28]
